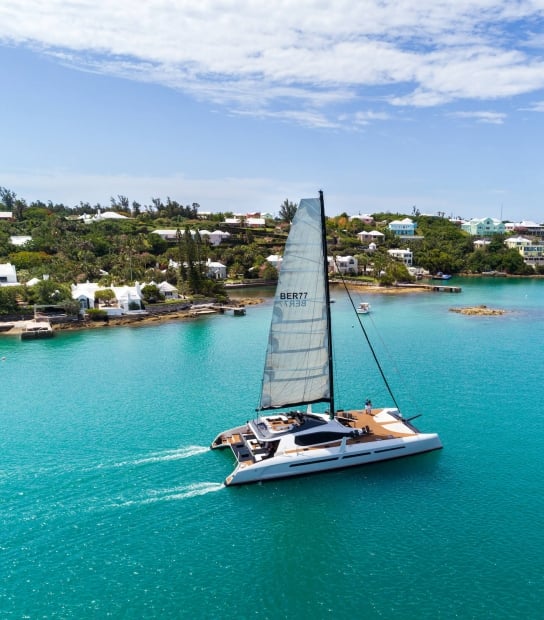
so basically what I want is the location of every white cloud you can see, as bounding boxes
[521,100,544,111]
[450,110,506,124]
[2,1,544,127]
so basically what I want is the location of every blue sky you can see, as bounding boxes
[1,1,544,221]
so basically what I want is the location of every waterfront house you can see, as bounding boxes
[0,211,13,220]
[388,248,413,267]
[329,255,358,275]
[519,244,544,268]
[0,263,18,285]
[158,281,179,299]
[388,218,416,236]
[206,259,227,279]
[71,282,144,315]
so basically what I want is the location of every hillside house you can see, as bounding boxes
[357,230,384,244]
[461,217,505,236]
[329,255,358,275]
[389,218,416,236]
[0,263,18,285]
[388,248,413,267]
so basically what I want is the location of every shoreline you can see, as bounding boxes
[0,298,264,336]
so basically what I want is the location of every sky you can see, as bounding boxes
[1,1,544,221]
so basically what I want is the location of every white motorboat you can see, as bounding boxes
[356,302,371,314]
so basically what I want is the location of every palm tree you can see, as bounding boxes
[279,199,297,223]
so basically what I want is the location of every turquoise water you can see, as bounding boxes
[1,278,543,619]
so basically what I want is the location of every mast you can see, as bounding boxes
[319,190,335,418]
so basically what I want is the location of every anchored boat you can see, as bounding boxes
[211,192,442,485]
[356,301,371,314]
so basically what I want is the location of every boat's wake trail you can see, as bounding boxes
[112,445,209,468]
[112,482,224,507]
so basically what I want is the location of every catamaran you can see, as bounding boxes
[211,192,442,485]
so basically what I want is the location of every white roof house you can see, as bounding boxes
[389,218,416,236]
[246,217,266,228]
[79,211,129,224]
[350,214,374,225]
[71,282,144,315]
[157,281,179,298]
[266,254,283,271]
[152,229,180,241]
[207,259,227,279]
[0,263,18,285]
[10,235,32,246]
[357,230,385,243]
[329,255,358,274]
[208,230,231,246]
[168,258,227,279]
[388,248,413,266]
[152,228,230,246]
[505,236,532,249]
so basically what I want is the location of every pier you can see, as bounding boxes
[394,283,462,293]
[425,284,461,293]
[216,305,246,316]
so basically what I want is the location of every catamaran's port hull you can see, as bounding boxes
[216,433,442,486]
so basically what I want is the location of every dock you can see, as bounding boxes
[216,305,246,316]
[395,283,462,293]
[424,284,461,293]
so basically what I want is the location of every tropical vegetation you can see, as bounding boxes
[0,186,539,314]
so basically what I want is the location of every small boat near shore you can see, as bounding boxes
[356,301,371,314]
[432,272,452,280]
[21,320,54,340]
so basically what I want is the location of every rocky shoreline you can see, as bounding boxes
[449,305,507,316]
[0,298,264,336]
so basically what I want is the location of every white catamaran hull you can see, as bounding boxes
[212,409,442,486]
[221,434,440,486]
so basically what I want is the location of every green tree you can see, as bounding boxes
[279,199,297,223]
[0,286,21,315]
[95,289,116,306]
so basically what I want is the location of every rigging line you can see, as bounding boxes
[334,265,401,411]
[361,310,421,413]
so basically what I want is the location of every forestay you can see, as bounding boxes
[259,197,331,410]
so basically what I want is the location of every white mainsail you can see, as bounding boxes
[259,197,331,410]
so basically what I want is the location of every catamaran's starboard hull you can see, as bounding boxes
[215,432,442,486]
